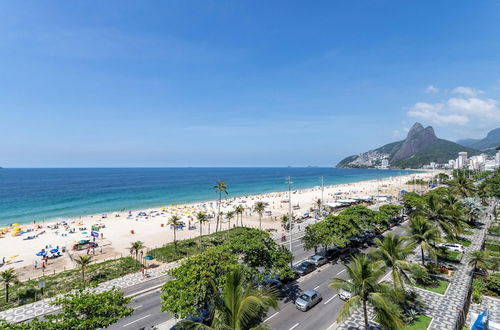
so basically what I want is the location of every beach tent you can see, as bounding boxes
[470,309,488,330]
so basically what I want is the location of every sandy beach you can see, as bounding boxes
[0,171,437,280]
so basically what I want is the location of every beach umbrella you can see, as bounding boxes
[78,240,88,244]
[143,255,154,261]
[36,251,46,257]
[9,254,19,259]
[50,248,58,253]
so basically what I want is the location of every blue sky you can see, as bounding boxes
[1,1,500,167]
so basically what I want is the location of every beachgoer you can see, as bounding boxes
[34,260,38,269]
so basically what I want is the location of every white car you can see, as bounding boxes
[338,288,353,301]
[438,243,465,253]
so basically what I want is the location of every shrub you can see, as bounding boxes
[472,279,486,303]
[412,267,434,286]
[485,273,500,296]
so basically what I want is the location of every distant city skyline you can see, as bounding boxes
[1,1,500,167]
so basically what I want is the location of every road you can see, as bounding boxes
[107,218,407,330]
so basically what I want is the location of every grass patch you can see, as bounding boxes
[488,226,500,236]
[462,230,474,236]
[0,257,142,312]
[447,237,471,247]
[149,227,256,263]
[485,244,500,253]
[405,315,432,330]
[442,251,462,262]
[414,279,449,294]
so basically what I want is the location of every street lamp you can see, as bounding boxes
[286,176,293,267]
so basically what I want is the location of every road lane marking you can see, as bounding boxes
[122,314,151,327]
[337,269,346,275]
[133,305,142,309]
[324,294,337,304]
[313,285,320,290]
[290,323,300,330]
[264,311,279,322]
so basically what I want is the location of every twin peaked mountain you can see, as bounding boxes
[336,122,483,169]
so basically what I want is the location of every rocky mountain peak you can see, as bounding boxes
[391,123,438,162]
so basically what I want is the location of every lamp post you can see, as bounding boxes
[286,176,293,267]
[320,176,324,219]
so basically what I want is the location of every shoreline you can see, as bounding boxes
[0,170,438,279]
[0,168,424,227]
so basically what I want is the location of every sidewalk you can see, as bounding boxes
[335,205,494,330]
[0,261,179,323]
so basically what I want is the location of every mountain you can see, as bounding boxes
[456,138,479,148]
[457,128,500,151]
[336,122,482,169]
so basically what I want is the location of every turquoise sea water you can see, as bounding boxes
[0,168,416,226]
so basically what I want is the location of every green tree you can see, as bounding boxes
[329,255,403,330]
[161,246,239,318]
[370,234,414,290]
[253,201,266,231]
[214,180,228,233]
[168,215,182,256]
[468,250,493,272]
[196,211,207,251]
[75,255,93,283]
[129,241,145,261]
[226,211,235,230]
[315,198,322,215]
[235,205,245,227]
[418,194,459,239]
[178,268,278,330]
[450,173,476,198]
[0,268,18,303]
[32,288,133,329]
[406,216,440,266]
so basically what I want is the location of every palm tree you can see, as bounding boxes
[418,194,459,239]
[468,250,492,273]
[0,268,18,303]
[226,211,235,229]
[129,241,145,261]
[234,205,245,227]
[214,180,228,233]
[406,216,441,266]
[370,234,415,290]
[168,215,182,255]
[178,267,278,330]
[450,174,476,198]
[253,201,266,231]
[315,198,322,215]
[329,255,403,330]
[196,211,207,251]
[280,214,289,229]
[75,255,93,282]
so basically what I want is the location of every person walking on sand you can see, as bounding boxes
[34,260,38,269]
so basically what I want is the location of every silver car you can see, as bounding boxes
[307,255,328,267]
[295,289,322,311]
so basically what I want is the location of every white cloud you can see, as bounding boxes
[408,102,469,125]
[406,86,500,129]
[425,85,439,94]
[452,86,484,97]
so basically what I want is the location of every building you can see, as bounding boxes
[381,158,389,169]
[457,152,468,169]
[496,151,500,168]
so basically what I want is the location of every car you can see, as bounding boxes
[438,243,465,253]
[307,255,328,267]
[293,261,316,276]
[295,289,322,311]
[338,288,353,301]
[262,277,283,291]
[320,248,341,260]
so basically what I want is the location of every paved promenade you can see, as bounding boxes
[0,261,178,323]
[336,206,494,330]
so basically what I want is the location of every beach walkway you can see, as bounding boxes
[335,204,495,330]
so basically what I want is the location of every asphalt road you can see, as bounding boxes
[107,220,408,330]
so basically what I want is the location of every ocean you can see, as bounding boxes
[0,168,417,226]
